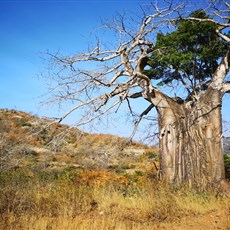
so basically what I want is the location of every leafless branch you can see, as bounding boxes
[130,104,155,141]
[186,1,230,43]
[210,49,230,90]
[76,100,121,126]
[223,82,230,93]
[186,17,230,28]
[215,30,230,43]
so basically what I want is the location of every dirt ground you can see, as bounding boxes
[159,210,230,230]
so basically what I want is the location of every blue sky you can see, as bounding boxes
[0,0,152,138]
[1,0,230,139]
[0,1,139,110]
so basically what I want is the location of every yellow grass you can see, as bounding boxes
[0,169,230,230]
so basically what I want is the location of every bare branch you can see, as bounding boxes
[210,49,230,91]
[77,100,120,126]
[185,17,230,43]
[127,92,143,99]
[223,82,230,93]
[57,96,103,123]
[130,104,155,141]
[186,17,230,28]
[215,29,230,43]
[108,70,129,85]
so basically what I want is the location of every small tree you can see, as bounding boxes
[44,1,230,188]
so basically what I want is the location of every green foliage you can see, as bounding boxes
[145,151,159,160]
[224,154,230,179]
[146,10,228,94]
[224,154,230,166]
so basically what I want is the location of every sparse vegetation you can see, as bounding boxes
[0,109,230,229]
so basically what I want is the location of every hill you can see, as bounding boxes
[224,136,230,155]
[0,109,159,174]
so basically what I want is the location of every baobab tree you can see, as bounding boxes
[44,0,230,188]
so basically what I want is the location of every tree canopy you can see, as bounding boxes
[146,10,228,100]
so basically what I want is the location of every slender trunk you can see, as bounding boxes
[157,89,225,189]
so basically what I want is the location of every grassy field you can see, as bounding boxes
[1,109,230,229]
[0,168,230,230]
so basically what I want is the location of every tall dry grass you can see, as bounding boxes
[0,168,229,230]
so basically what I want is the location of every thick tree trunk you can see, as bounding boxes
[157,89,225,189]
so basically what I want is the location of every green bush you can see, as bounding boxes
[224,154,230,166]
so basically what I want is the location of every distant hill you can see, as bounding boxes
[224,136,230,155]
[0,109,159,174]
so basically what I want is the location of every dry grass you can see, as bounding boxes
[0,168,229,230]
[1,109,230,229]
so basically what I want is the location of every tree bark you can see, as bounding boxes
[157,88,225,189]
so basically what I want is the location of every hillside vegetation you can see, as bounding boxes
[0,109,230,230]
[0,109,159,173]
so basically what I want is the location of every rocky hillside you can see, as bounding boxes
[0,109,159,174]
